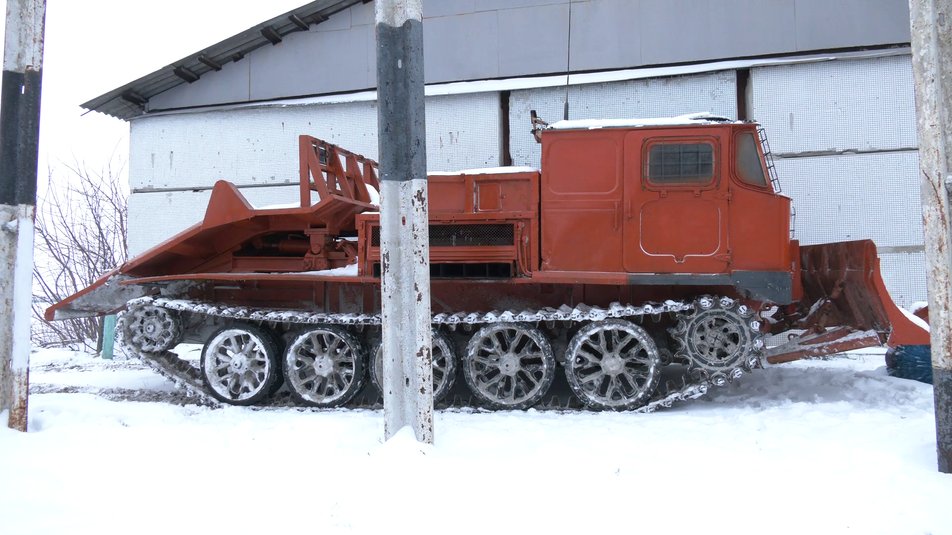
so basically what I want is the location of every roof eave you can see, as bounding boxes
[82,0,368,121]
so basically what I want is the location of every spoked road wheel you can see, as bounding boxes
[370,330,458,403]
[120,304,183,353]
[283,326,365,408]
[201,325,281,405]
[564,319,661,410]
[463,323,556,410]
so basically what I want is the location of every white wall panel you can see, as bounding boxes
[775,152,925,308]
[427,92,502,171]
[753,55,925,307]
[751,55,917,154]
[130,102,378,191]
[130,91,501,192]
[774,152,922,247]
[879,251,928,308]
[129,92,501,253]
[128,56,928,309]
[128,185,301,255]
[508,71,737,167]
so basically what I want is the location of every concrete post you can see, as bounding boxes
[375,0,434,443]
[909,0,952,473]
[0,0,46,432]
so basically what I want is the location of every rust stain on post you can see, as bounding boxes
[7,367,27,431]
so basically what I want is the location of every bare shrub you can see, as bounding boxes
[32,159,128,352]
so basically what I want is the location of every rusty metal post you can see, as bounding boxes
[375,0,434,443]
[0,0,46,432]
[909,0,952,473]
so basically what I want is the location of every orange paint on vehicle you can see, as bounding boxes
[45,122,928,358]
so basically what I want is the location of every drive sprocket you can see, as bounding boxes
[669,296,764,386]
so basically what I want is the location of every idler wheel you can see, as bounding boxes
[120,304,183,353]
[201,325,281,405]
[564,319,661,410]
[283,326,365,408]
[370,330,457,403]
[462,322,556,410]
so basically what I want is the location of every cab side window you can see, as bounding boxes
[735,132,768,187]
[646,142,714,185]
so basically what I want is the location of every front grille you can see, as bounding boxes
[370,224,514,247]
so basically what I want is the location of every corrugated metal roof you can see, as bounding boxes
[82,0,369,121]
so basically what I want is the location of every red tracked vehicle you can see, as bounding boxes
[46,113,929,411]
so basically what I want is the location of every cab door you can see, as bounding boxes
[622,129,731,274]
[540,131,624,272]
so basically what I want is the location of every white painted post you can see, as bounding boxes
[375,0,434,443]
[909,0,952,473]
[0,0,46,432]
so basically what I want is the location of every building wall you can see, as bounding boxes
[750,54,925,306]
[128,92,502,253]
[128,52,927,308]
[508,70,738,167]
[146,0,910,113]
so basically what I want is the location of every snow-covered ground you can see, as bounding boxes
[2,348,951,535]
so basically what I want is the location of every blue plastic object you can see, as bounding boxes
[885,345,933,384]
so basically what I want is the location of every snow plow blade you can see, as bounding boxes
[765,240,929,364]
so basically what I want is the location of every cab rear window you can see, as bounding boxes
[646,142,714,185]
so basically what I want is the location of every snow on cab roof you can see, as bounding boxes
[549,112,737,130]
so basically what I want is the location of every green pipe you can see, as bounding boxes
[101,314,117,360]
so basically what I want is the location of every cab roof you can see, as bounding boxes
[548,113,741,131]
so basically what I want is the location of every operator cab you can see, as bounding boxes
[533,112,793,303]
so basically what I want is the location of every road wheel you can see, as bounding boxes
[283,326,365,408]
[201,325,280,405]
[564,319,661,410]
[370,330,458,403]
[463,323,555,410]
